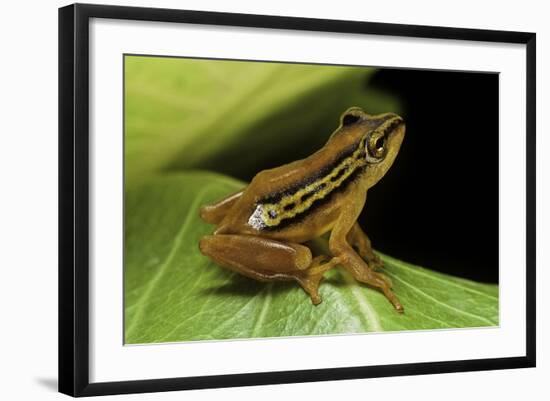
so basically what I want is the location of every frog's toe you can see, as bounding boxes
[376,272,393,288]
[302,281,322,305]
[370,258,385,271]
[293,272,324,305]
[311,293,322,305]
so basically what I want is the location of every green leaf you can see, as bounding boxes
[124,172,499,344]
[124,56,400,189]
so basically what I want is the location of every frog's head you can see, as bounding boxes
[338,107,406,187]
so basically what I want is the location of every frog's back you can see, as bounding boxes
[216,136,366,242]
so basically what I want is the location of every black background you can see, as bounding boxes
[363,69,499,284]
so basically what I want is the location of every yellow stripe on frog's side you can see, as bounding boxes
[260,138,367,228]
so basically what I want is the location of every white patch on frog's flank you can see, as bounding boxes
[248,204,266,230]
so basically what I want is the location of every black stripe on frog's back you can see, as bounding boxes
[248,137,367,231]
[260,140,361,205]
[262,167,365,231]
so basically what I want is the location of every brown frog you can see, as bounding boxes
[199,107,405,312]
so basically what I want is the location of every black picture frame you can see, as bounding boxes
[58,3,536,397]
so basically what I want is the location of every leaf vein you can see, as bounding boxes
[385,256,498,301]
[385,271,496,326]
[251,283,273,337]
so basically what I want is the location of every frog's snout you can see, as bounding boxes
[378,113,404,132]
[378,114,405,144]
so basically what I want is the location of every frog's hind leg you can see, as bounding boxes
[199,235,338,305]
[199,190,243,225]
[347,223,384,271]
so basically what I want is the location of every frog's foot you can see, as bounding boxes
[331,243,403,312]
[366,253,384,271]
[375,271,393,288]
[293,256,341,305]
[357,270,401,312]
[293,273,324,305]
[356,271,402,312]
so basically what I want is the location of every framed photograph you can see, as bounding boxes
[58,3,536,397]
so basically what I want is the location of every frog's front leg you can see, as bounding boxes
[330,193,403,312]
[199,235,339,304]
[348,223,384,270]
[199,190,243,225]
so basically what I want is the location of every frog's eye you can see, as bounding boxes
[342,113,361,126]
[341,107,364,127]
[366,132,387,163]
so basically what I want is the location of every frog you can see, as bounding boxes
[199,107,406,312]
